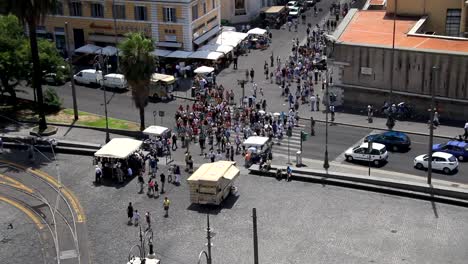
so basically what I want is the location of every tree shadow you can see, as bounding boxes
[186,194,240,215]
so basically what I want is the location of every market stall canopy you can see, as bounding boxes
[247,27,267,35]
[222,26,237,32]
[94,138,142,159]
[150,49,172,57]
[194,66,215,74]
[151,73,175,84]
[100,46,120,56]
[243,136,269,147]
[187,161,240,182]
[166,50,193,59]
[198,44,234,54]
[143,125,170,136]
[74,44,102,54]
[209,31,248,47]
[188,50,224,60]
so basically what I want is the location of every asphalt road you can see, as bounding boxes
[5,150,468,264]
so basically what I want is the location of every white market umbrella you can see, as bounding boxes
[194,66,215,74]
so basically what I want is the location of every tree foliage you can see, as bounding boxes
[0,14,66,104]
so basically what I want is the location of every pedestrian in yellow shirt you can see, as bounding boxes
[163,197,171,217]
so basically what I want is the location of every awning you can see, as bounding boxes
[222,26,236,32]
[143,125,170,136]
[187,161,239,182]
[247,27,267,35]
[193,25,221,45]
[194,66,215,74]
[188,50,224,60]
[150,49,172,57]
[151,73,175,84]
[94,138,142,159]
[157,41,182,48]
[166,50,193,59]
[209,31,248,47]
[100,46,120,56]
[198,44,234,54]
[74,44,102,54]
[243,136,269,147]
[88,34,125,43]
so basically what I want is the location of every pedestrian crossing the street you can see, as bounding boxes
[272,122,306,161]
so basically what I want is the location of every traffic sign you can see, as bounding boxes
[159,111,165,117]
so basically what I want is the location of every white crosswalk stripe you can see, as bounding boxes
[272,123,306,158]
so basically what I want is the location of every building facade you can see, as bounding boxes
[386,0,468,37]
[220,0,278,24]
[40,0,221,52]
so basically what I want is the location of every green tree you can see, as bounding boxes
[9,0,57,130]
[0,14,26,102]
[119,32,155,131]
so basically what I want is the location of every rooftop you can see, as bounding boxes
[337,11,468,54]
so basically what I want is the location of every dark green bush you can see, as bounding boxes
[44,87,62,111]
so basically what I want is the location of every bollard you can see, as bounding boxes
[296,151,302,166]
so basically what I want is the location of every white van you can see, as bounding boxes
[104,73,128,90]
[73,69,102,86]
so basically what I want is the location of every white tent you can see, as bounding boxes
[100,46,120,56]
[94,138,142,159]
[210,31,247,47]
[247,27,267,35]
[243,136,269,147]
[74,44,102,54]
[198,44,234,54]
[194,66,215,74]
[150,49,172,57]
[188,51,224,60]
[143,126,170,137]
[166,50,193,59]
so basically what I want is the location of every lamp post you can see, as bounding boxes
[427,66,438,185]
[238,79,247,106]
[94,52,111,143]
[323,68,331,171]
[64,22,78,120]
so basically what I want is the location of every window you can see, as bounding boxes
[91,3,104,18]
[192,4,198,20]
[207,15,217,25]
[203,1,207,14]
[445,9,461,37]
[52,2,63,15]
[163,7,176,22]
[135,6,147,21]
[69,2,82,16]
[113,4,126,19]
[235,0,246,16]
[212,0,216,9]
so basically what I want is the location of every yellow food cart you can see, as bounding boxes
[187,161,240,205]
[149,73,175,100]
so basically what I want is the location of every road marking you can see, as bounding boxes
[333,130,379,163]
[0,196,44,230]
[0,173,34,193]
[0,160,86,223]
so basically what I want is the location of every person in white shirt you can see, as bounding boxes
[464,122,468,140]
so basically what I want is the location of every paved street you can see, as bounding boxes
[2,150,468,264]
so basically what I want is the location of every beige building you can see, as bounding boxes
[386,0,468,37]
[41,0,221,52]
[220,0,276,24]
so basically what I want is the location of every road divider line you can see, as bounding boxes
[0,160,86,223]
[0,173,34,193]
[0,195,44,230]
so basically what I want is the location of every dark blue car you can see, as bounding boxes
[432,141,468,161]
[364,131,411,152]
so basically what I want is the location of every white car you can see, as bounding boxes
[288,6,301,18]
[287,1,298,9]
[103,73,128,90]
[73,69,103,86]
[414,152,458,174]
[344,142,388,166]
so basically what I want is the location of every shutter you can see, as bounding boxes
[173,8,177,22]
[163,7,167,21]
[144,6,147,20]
[134,6,138,20]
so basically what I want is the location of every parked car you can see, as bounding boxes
[306,0,316,7]
[344,142,388,166]
[414,152,458,174]
[288,6,301,18]
[432,140,468,161]
[42,65,70,85]
[287,1,298,9]
[365,131,411,152]
[73,69,103,86]
[103,73,128,90]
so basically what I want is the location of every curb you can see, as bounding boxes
[299,116,454,139]
[249,165,468,206]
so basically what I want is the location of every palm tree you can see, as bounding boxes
[9,0,56,130]
[119,32,155,131]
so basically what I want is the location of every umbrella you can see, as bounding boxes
[259,110,266,115]
[273,112,281,117]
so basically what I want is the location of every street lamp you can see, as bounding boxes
[237,79,247,106]
[198,213,213,264]
[94,52,111,143]
[427,66,438,185]
[323,65,332,171]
